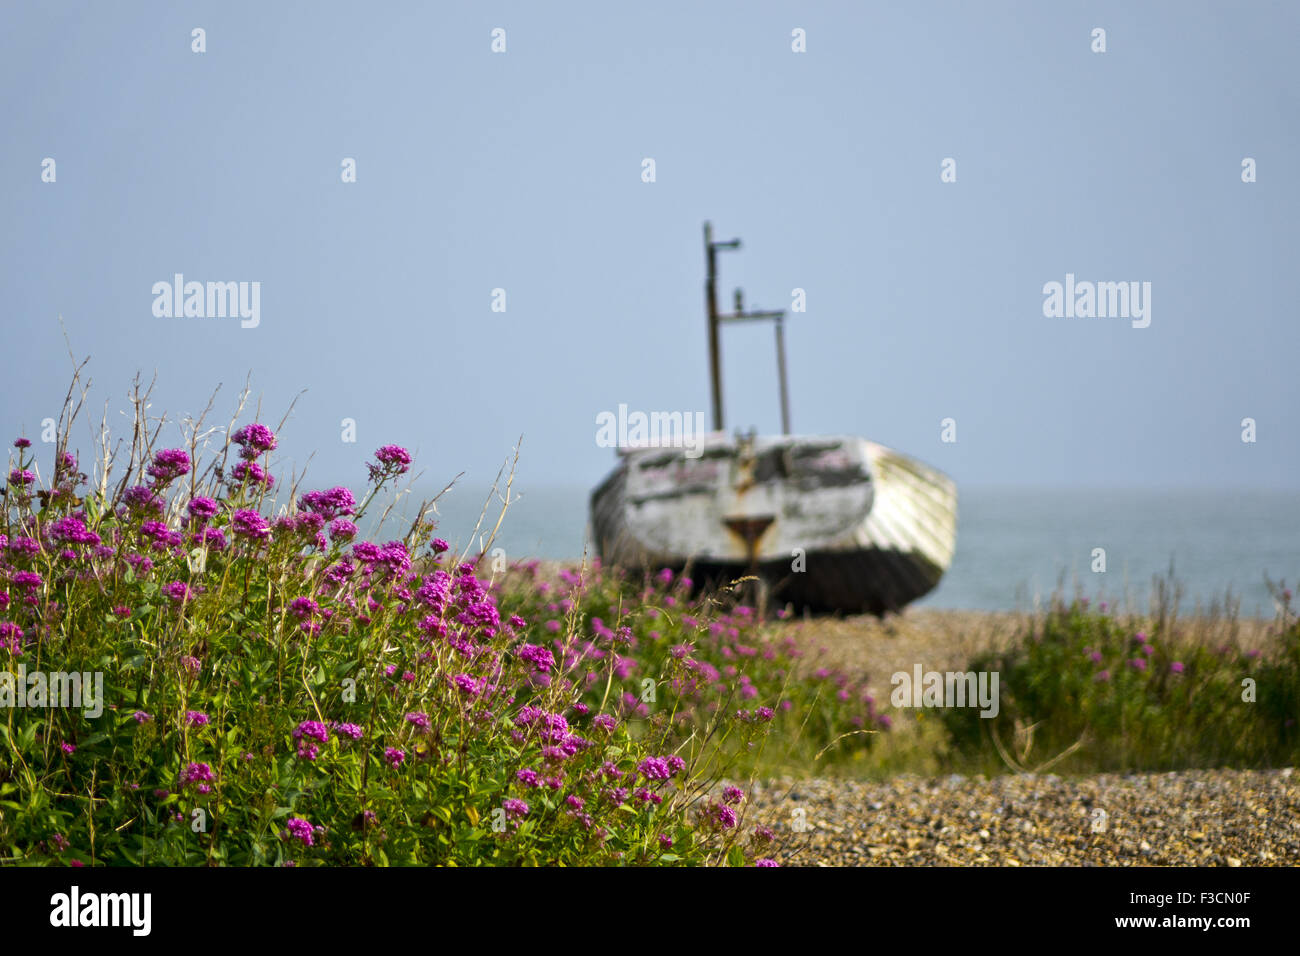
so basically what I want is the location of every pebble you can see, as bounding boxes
[747,769,1300,866]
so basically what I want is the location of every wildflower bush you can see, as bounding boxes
[495,562,891,768]
[939,592,1300,772]
[0,384,884,866]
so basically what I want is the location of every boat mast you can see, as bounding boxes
[703,221,791,435]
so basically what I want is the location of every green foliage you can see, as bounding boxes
[939,589,1300,773]
[1,394,864,866]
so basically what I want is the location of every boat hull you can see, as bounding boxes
[589,434,957,614]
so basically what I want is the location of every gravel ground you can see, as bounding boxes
[747,769,1300,866]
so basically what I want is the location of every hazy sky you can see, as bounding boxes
[3,0,1297,498]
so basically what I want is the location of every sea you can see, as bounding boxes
[375,485,1300,617]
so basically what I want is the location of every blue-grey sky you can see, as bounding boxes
[3,0,1297,497]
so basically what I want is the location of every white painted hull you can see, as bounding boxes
[590,433,957,614]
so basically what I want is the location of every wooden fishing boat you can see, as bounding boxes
[588,223,958,614]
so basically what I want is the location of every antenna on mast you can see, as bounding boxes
[703,221,791,435]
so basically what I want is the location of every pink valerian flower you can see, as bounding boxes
[1128,658,1147,671]
[1170,661,1185,674]
[430,538,449,554]
[703,802,738,829]
[333,722,364,740]
[185,710,210,727]
[352,541,380,563]
[131,710,152,723]
[121,484,165,515]
[162,580,191,603]
[384,747,406,767]
[299,487,356,521]
[232,423,278,458]
[638,757,677,780]
[371,541,411,577]
[451,673,482,696]
[517,643,554,672]
[723,785,745,805]
[502,798,529,819]
[755,858,779,867]
[515,707,568,738]
[288,596,319,621]
[292,512,326,536]
[7,469,36,486]
[516,768,540,787]
[322,559,355,587]
[328,518,358,541]
[367,444,412,481]
[197,527,228,551]
[230,510,271,541]
[146,448,191,485]
[179,762,214,788]
[60,741,76,755]
[12,571,43,591]
[284,817,314,847]
[230,460,274,488]
[48,515,100,546]
[753,824,776,843]
[0,622,23,655]
[457,599,500,636]
[13,437,31,449]
[293,720,331,744]
[187,496,220,521]
[8,536,39,557]
[404,711,431,730]
[592,714,617,733]
[140,521,183,550]
[658,833,673,849]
